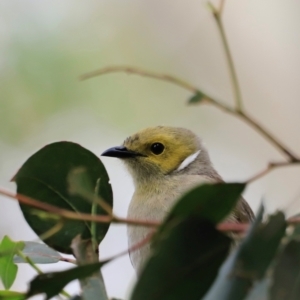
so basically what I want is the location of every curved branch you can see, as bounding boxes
[80,65,299,162]
[246,161,300,183]
[0,188,159,228]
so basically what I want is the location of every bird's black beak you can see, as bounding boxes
[101,146,144,158]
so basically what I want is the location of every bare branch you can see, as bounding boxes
[0,188,159,228]
[80,65,198,94]
[100,232,155,263]
[246,161,300,183]
[80,65,299,162]
[219,0,226,15]
[209,1,243,111]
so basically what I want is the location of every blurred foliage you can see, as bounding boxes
[0,142,298,300]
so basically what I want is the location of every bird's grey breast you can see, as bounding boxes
[127,175,212,272]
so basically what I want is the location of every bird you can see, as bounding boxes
[101,126,254,273]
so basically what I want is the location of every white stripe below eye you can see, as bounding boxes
[176,150,201,171]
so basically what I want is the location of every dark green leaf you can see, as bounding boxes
[244,279,269,300]
[288,223,300,240]
[131,218,231,300]
[69,296,82,300]
[270,240,300,300]
[14,142,113,253]
[203,205,286,300]
[14,242,61,264]
[68,167,96,200]
[0,290,25,300]
[188,91,205,104]
[159,183,245,234]
[131,183,245,300]
[26,261,107,299]
[0,236,24,290]
[290,272,300,300]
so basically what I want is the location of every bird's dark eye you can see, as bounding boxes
[150,143,165,155]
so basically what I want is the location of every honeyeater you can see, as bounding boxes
[101,126,254,273]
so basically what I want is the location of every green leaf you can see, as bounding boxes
[0,290,25,300]
[0,236,24,290]
[159,183,245,235]
[290,273,300,300]
[14,242,61,264]
[131,218,231,300]
[270,240,300,300]
[188,91,205,104]
[13,142,113,254]
[203,205,286,300]
[244,279,269,300]
[68,167,96,199]
[131,183,244,300]
[69,296,82,300]
[26,261,107,299]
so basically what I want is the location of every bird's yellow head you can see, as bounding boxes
[102,126,212,186]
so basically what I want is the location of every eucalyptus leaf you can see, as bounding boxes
[131,218,231,300]
[0,236,24,290]
[131,183,245,300]
[14,241,61,264]
[188,91,205,104]
[244,279,269,300]
[157,183,245,237]
[26,261,107,299]
[270,240,300,300]
[14,142,113,254]
[203,205,286,300]
[0,290,25,300]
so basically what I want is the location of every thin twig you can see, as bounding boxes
[219,0,226,15]
[217,222,249,232]
[58,256,77,264]
[0,188,159,228]
[4,186,300,235]
[17,250,43,275]
[17,250,71,298]
[209,1,243,111]
[80,64,299,162]
[80,66,199,93]
[100,232,154,263]
[237,111,299,162]
[287,217,300,225]
[38,219,65,241]
[246,161,300,183]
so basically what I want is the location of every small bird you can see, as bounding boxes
[102,126,254,273]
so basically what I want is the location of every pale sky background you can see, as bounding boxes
[1,0,300,299]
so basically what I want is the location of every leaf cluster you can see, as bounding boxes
[0,142,299,300]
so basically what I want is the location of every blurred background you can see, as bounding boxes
[1,0,300,298]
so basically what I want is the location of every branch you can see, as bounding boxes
[80,65,198,94]
[17,250,71,298]
[208,1,243,111]
[100,232,154,264]
[245,161,300,183]
[237,111,299,162]
[4,186,300,240]
[80,64,299,162]
[0,187,159,228]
